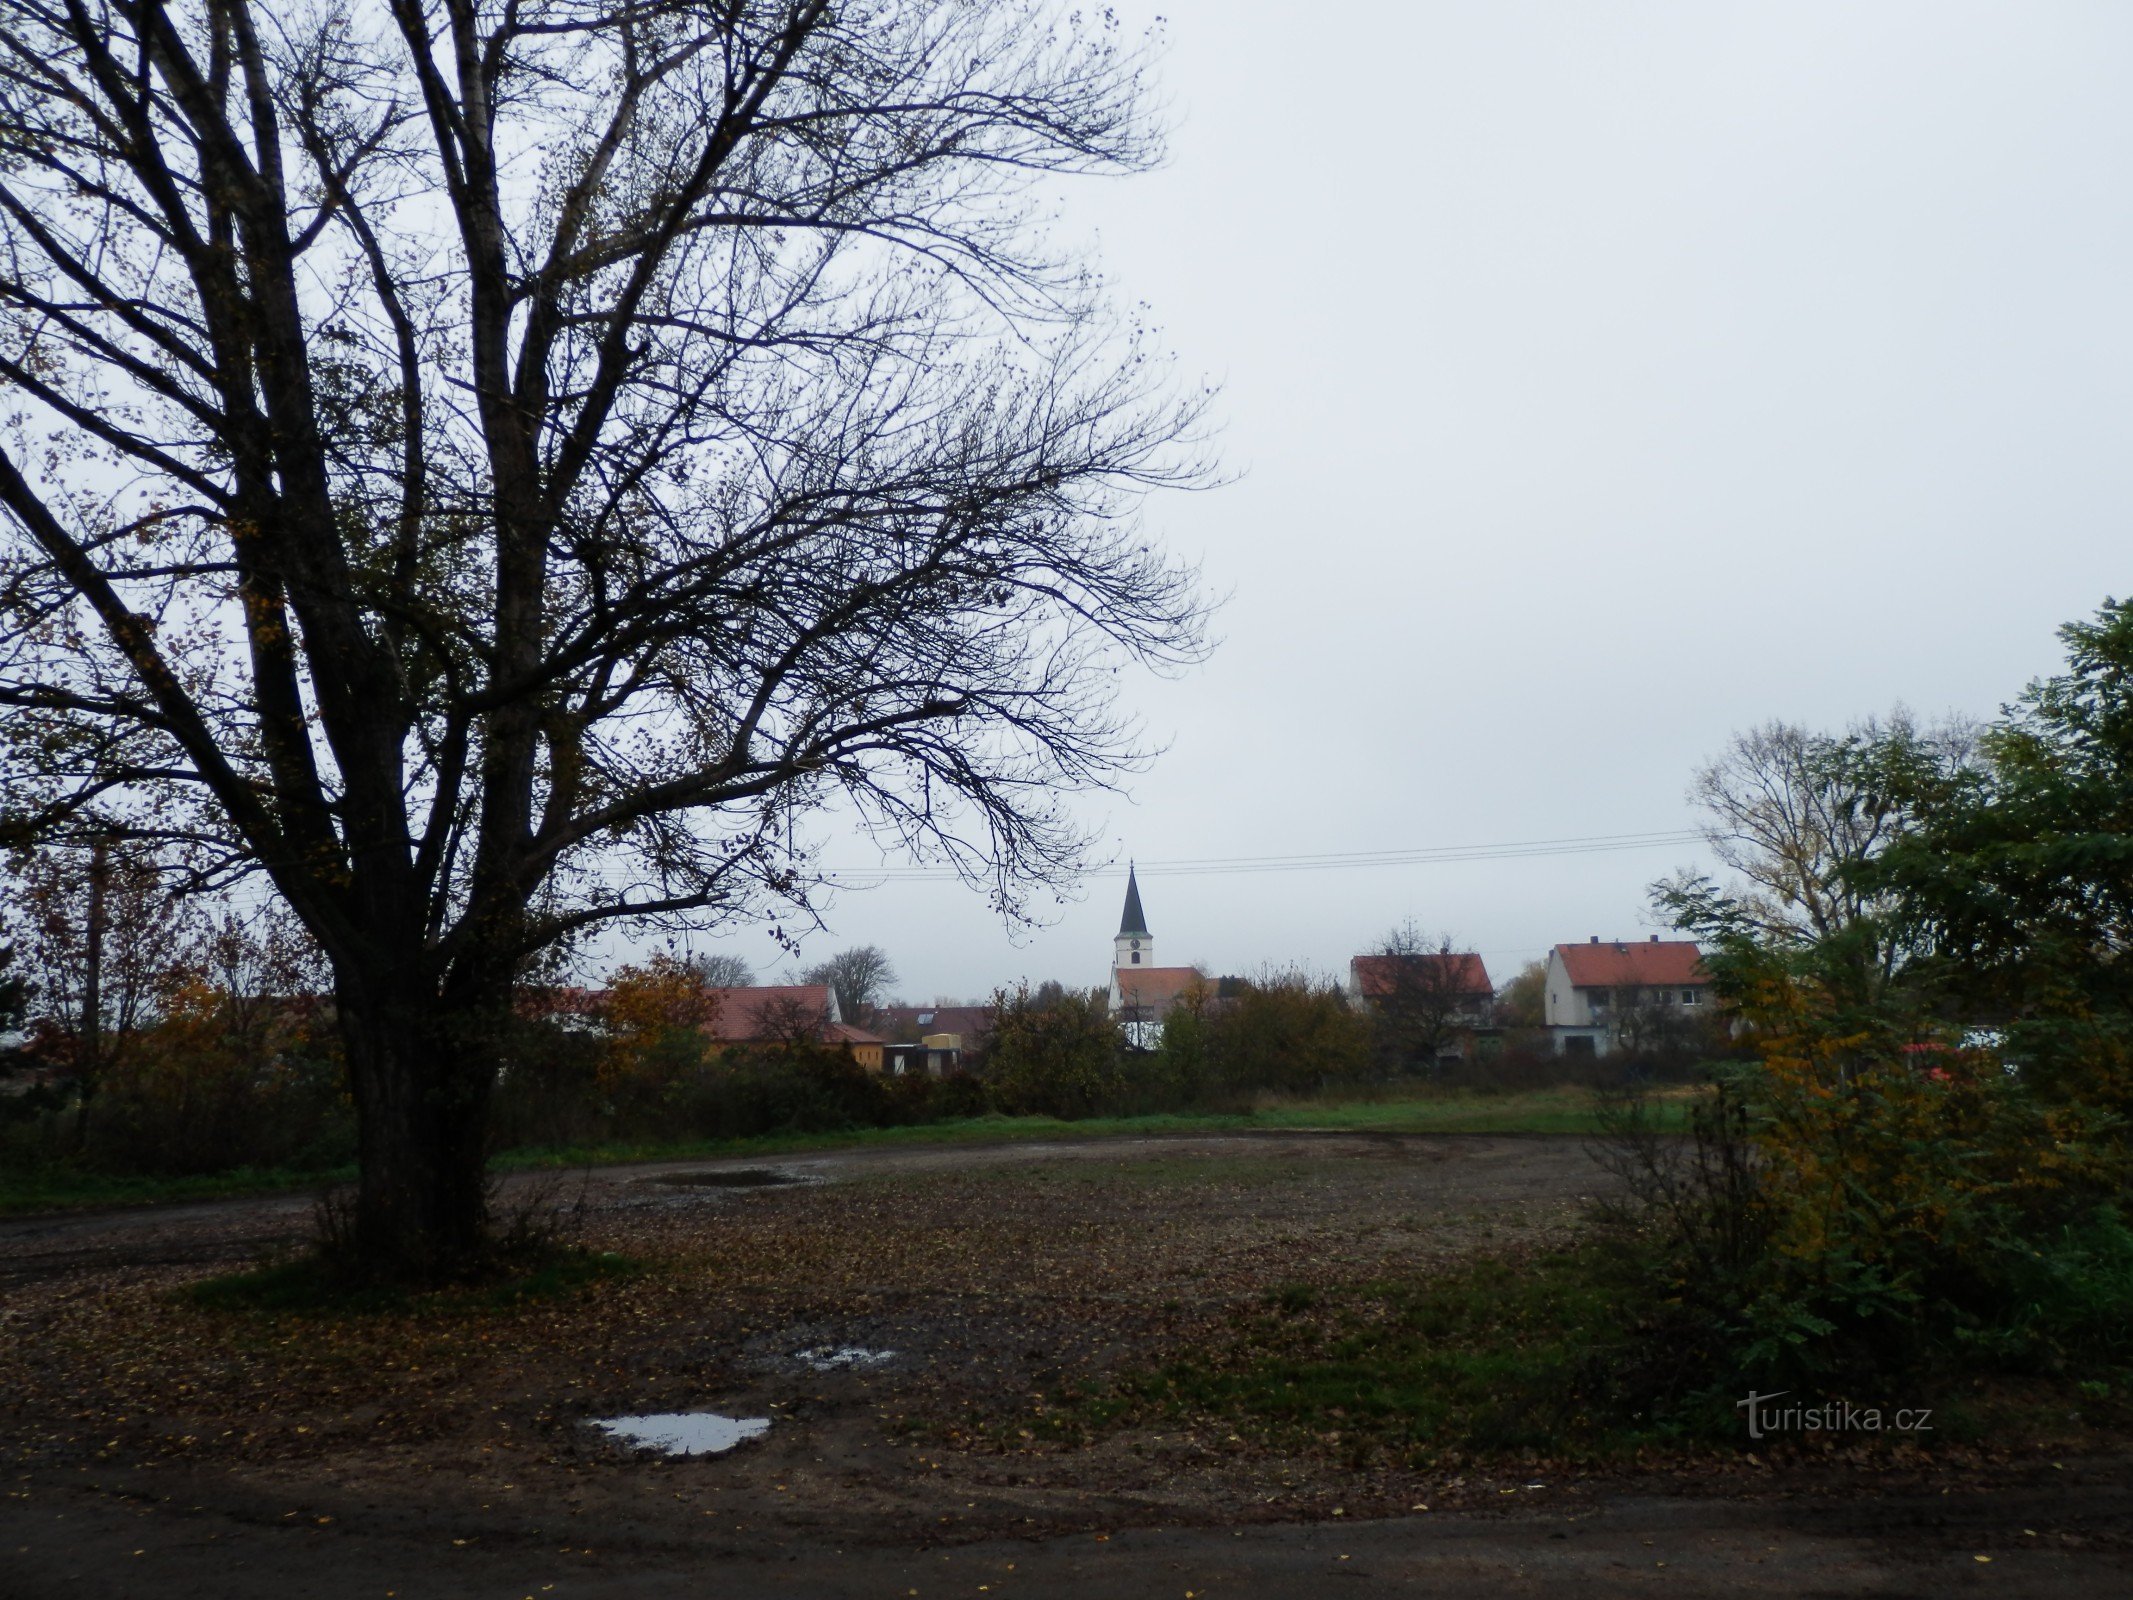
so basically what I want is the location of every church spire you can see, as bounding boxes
[1118,862,1149,937]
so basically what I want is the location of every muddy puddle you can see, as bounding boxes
[794,1345,896,1372]
[641,1167,803,1189]
[594,1412,771,1455]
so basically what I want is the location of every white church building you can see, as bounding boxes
[1104,865,1205,1049]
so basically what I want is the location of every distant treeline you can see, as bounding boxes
[0,933,1702,1182]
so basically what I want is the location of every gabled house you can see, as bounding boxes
[1543,937,1707,1057]
[538,982,885,1069]
[1347,950,1496,1062]
[702,984,884,1069]
[1347,951,1494,1012]
[702,982,839,1036]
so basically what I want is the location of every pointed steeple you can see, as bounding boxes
[1118,862,1149,937]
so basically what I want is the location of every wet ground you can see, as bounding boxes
[2,1131,2128,1597]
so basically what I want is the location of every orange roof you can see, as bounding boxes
[1114,966,1207,1012]
[1554,940,1705,988]
[826,1021,885,1046]
[1350,952,1493,999]
[702,984,836,1042]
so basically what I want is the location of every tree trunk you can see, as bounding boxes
[337,971,503,1280]
[74,835,108,1150]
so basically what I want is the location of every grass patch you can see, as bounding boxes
[0,1162,356,1217]
[184,1247,640,1318]
[1055,1238,2133,1466]
[1086,1247,1646,1463]
[498,1085,1679,1172]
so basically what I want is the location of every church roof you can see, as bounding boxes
[1118,865,1149,936]
[1113,966,1205,1014]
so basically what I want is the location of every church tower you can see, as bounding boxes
[1113,863,1152,972]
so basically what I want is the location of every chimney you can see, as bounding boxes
[1650,934,1660,943]
[1589,935,1599,944]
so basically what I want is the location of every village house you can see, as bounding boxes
[702,984,885,1070]
[871,1004,994,1076]
[1346,949,1496,1062]
[1543,936,1707,1057]
[539,982,884,1069]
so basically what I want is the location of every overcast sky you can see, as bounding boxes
[684,1,2133,1002]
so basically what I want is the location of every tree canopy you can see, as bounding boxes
[0,0,1211,1272]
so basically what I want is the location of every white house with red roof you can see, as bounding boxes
[1544,936,1708,1056]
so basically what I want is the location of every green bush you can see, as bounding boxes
[982,984,1129,1119]
[1194,972,1373,1098]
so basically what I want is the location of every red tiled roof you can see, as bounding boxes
[1114,966,1207,1013]
[518,983,857,1043]
[702,984,836,1042]
[1349,952,1493,1000]
[1554,941,1705,988]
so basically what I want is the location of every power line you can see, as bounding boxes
[818,828,1707,885]
[200,826,1709,906]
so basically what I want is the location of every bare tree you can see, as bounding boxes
[686,952,755,990]
[1358,922,1491,1070]
[189,902,331,1067]
[7,843,198,1139]
[1677,711,1976,993]
[0,0,1211,1274]
[752,989,834,1050]
[801,944,896,1022]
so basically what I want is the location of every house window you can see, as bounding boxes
[1132,951,1141,964]
[1683,989,1699,1005]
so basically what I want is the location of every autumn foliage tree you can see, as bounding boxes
[0,0,1210,1275]
[596,954,719,1099]
[7,844,195,1142]
[1630,603,2133,1396]
[982,982,1125,1119]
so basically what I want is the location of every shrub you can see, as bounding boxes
[1590,945,2133,1422]
[981,984,1129,1118]
[1199,970,1372,1097]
